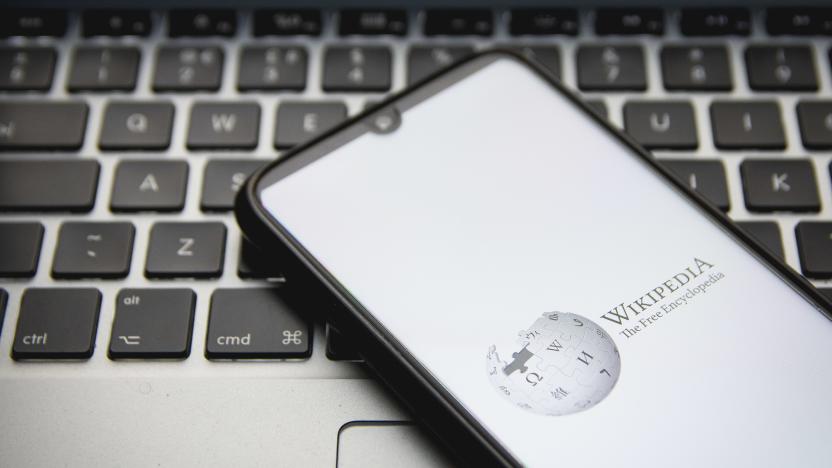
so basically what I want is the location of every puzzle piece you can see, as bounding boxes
[503,345,534,376]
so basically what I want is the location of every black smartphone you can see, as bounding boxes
[237,50,832,467]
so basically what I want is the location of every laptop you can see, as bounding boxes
[1,1,831,466]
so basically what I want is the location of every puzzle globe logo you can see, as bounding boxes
[486,312,621,416]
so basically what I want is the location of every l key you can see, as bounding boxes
[740,159,820,212]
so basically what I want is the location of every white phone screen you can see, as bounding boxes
[259,57,832,466]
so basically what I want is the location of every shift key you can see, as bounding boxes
[0,102,88,150]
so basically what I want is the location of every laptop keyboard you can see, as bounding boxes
[1,7,831,370]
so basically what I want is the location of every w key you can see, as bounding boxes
[740,159,820,212]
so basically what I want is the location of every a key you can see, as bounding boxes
[168,9,236,37]
[595,8,663,36]
[660,160,730,211]
[0,222,44,278]
[206,288,311,359]
[322,47,391,92]
[509,8,578,36]
[745,46,817,91]
[67,47,140,92]
[408,45,474,85]
[0,160,99,212]
[82,9,151,37]
[795,222,832,278]
[201,160,266,211]
[576,45,646,91]
[680,8,751,36]
[424,9,492,36]
[506,46,560,79]
[339,9,407,36]
[111,160,188,212]
[99,101,175,150]
[187,102,260,150]
[710,101,786,150]
[238,46,307,91]
[1,9,67,37]
[109,288,195,359]
[274,102,347,149]
[585,100,608,118]
[0,102,88,150]
[326,324,362,361]
[736,221,784,260]
[12,288,101,360]
[661,46,732,91]
[252,9,321,36]
[238,238,283,279]
[145,222,226,278]
[797,101,832,149]
[52,222,135,279]
[0,47,56,91]
[153,46,223,92]
[623,101,698,150]
[767,8,832,36]
[740,159,820,212]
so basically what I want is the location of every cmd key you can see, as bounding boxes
[0,102,87,150]
[0,160,99,212]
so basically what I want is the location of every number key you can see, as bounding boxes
[0,47,56,91]
[661,46,732,91]
[796,222,832,279]
[745,46,817,91]
[740,159,820,212]
[407,45,474,85]
[67,47,140,92]
[322,46,391,92]
[145,222,226,278]
[577,45,646,91]
[153,46,223,92]
[238,46,307,91]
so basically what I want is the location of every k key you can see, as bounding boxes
[145,222,226,278]
[740,159,820,212]
[710,101,785,150]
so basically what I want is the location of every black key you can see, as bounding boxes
[238,239,282,279]
[145,222,226,279]
[201,160,265,211]
[507,46,560,79]
[67,47,140,92]
[797,101,832,149]
[12,288,101,360]
[0,222,44,278]
[661,160,730,211]
[680,8,751,36]
[0,160,99,212]
[252,9,321,36]
[623,101,698,150]
[820,289,832,303]
[322,47,391,92]
[736,221,784,260]
[238,46,307,91]
[339,9,407,36]
[0,47,56,91]
[509,8,578,36]
[168,9,236,37]
[0,102,88,150]
[1,9,67,37]
[595,8,663,36]
[99,102,175,150]
[585,100,608,118]
[82,9,151,37]
[52,222,135,279]
[326,324,362,361]
[206,288,311,359]
[745,46,817,91]
[740,159,820,212]
[274,102,347,149]
[109,289,195,359]
[111,160,188,212]
[710,102,786,150]
[153,46,223,92]
[187,102,260,150]
[408,46,474,85]
[0,289,6,336]
[661,46,732,91]
[577,45,646,91]
[795,222,832,278]
[766,8,832,36]
[424,9,492,36]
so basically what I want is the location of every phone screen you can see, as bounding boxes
[257,55,832,466]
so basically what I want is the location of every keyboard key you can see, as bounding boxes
[153,46,223,92]
[595,8,663,36]
[201,159,265,212]
[238,46,307,91]
[507,46,560,79]
[661,160,730,211]
[0,47,56,91]
[661,46,732,91]
[12,288,101,360]
[424,9,492,36]
[187,102,260,150]
[145,222,226,279]
[766,8,832,36]
[797,101,832,149]
[67,47,140,92]
[796,223,832,278]
[0,102,88,150]
[99,101,174,150]
[0,222,44,278]
[111,160,188,212]
[585,100,608,118]
[206,288,311,359]
[0,289,6,335]
[740,159,820,212]
[680,8,751,36]
[109,289,195,359]
[238,239,282,279]
[509,8,578,36]
[168,9,236,37]
[623,101,698,150]
[326,324,362,361]
[252,9,321,36]
[1,9,67,37]
[274,102,347,149]
[821,289,832,303]
[0,160,99,212]
[408,45,474,85]
[710,102,786,150]
[339,9,407,36]
[82,9,151,37]
[322,47,391,92]
[745,46,817,91]
[577,45,646,91]
[736,221,784,260]
[52,222,135,279]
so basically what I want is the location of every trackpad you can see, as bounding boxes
[336,422,455,467]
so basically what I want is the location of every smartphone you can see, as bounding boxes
[237,50,832,467]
